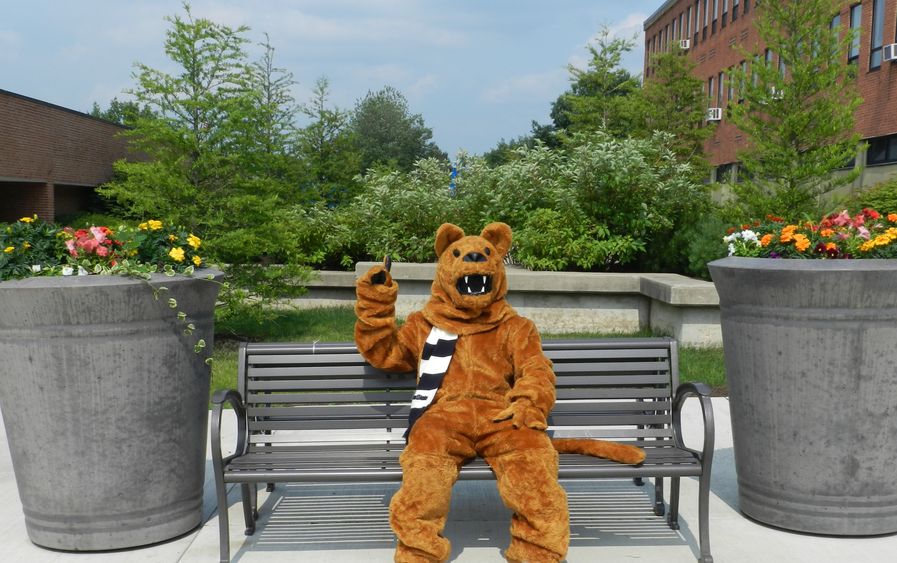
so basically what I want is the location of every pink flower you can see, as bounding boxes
[64,239,77,257]
[96,245,109,257]
[89,226,107,244]
[831,210,851,227]
[857,226,870,240]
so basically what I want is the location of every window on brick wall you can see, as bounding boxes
[867,134,897,165]
[718,71,725,106]
[687,6,692,38]
[744,0,749,15]
[849,3,862,64]
[712,0,718,34]
[722,0,728,28]
[708,76,715,106]
[680,13,685,41]
[694,1,700,43]
[870,0,884,69]
[703,0,709,40]
[733,0,739,22]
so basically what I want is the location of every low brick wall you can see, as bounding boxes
[291,263,722,347]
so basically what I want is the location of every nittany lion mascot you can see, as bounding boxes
[355,222,645,563]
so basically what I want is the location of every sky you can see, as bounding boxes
[1,0,662,157]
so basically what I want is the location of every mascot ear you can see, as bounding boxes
[481,222,512,257]
[435,223,466,257]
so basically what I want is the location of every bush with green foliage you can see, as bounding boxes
[854,176,897,214]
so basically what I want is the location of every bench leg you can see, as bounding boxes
[667,477,681,531]
[241,483,257,536]
[214,475,231,563]
[633,477,645,486]
[697,470,713,563]
[653,477,665,517]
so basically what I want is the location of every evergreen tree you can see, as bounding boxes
[726,0,862,219]
[350,86,446,173]
[297,77,362,205]
[639,46,713,180]
[89,97,156,125]
[554,27,642,139]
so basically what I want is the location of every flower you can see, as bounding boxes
[2,218,208,281]
[169,247,185,262]
[725,208,897,260]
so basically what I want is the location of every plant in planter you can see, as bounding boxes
[0,216,223,551]
[709,207,897,536]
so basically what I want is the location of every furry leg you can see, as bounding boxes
[391,452,460,563]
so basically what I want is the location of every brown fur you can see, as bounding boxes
[355,222,644,563]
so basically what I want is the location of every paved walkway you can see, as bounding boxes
[2,398,896,562]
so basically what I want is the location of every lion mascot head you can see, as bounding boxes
[421,222,517,336]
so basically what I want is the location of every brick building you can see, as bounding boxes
[0,89,131,223]
[644,0,897,189]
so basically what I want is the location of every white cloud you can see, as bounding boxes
[568,12,649,77]
[480,69,567,104]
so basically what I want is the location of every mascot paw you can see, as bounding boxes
[364,266,392,286]
[493,399,547,430]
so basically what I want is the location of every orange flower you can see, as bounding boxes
[760,234,773,247]
[888,213,897,223]
[780,225,798,243]
[793,234,810,252]
[825,242,837,251]
[819,228,834,237]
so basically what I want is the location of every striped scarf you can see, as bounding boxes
[404,326,458,440]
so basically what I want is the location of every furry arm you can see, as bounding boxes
[354,266,425,373]
[493,318,556,429]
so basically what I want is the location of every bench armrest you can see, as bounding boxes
[211,389,248,476]
[671,382,715,469]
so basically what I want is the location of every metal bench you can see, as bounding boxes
[212,337,715,562]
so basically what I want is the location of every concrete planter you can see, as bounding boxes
[709,257,897,535]
[0,270,222,550]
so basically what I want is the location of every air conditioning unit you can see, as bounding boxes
[884,43,897,62]
[706,107,723,121]
[679,39,690,50]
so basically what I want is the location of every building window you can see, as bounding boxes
[722,0,728,27]
[867,134,897,165]
[733,0,739,22]
[744,0,749,15]
[694,1,701,43]
[712,0,719,34]
[739,60,747,103]
[703,0,709,40]
[673,17,678,41]
[849,3,862,64]
[680,13,685,41]
[728,67,735,102]
[870,0,884,69]
[708,76,715,105]
[687,6,692,38]
[718,71,725,106]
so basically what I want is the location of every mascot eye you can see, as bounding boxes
[453,249,461,258]
[484,247,491,256]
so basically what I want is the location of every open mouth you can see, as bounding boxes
[456,274,493,296]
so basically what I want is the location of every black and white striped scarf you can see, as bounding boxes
[404,326,458,440]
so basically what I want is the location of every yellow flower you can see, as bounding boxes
[23,242,31,249]
[19,216,34,223]
[168,234,178,242]
[138,222,148,230]
[192,255,202,267]
[860,240,876,252]
[187,234,201,249]
[169,247,185,262]
[148,220,163,231]
[3,246,14,254]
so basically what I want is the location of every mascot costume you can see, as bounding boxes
[355,222,645,563]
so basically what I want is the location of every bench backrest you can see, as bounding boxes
[238,337,678,448]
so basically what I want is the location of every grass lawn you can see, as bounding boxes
[210,306,727,399]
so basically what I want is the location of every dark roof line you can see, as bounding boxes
[644,0,680,31]
[0,88,127,129]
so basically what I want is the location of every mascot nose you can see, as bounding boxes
[463,252,487,263]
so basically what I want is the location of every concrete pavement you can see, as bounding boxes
[1,398,896,562]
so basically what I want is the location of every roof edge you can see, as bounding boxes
[644,0,680,30]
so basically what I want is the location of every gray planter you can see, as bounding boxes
[709,257,897,535]
[0,270,222,550]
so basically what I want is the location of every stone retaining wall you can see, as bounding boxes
[293,263,722,347]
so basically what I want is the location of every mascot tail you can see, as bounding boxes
[552,438,646,465]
